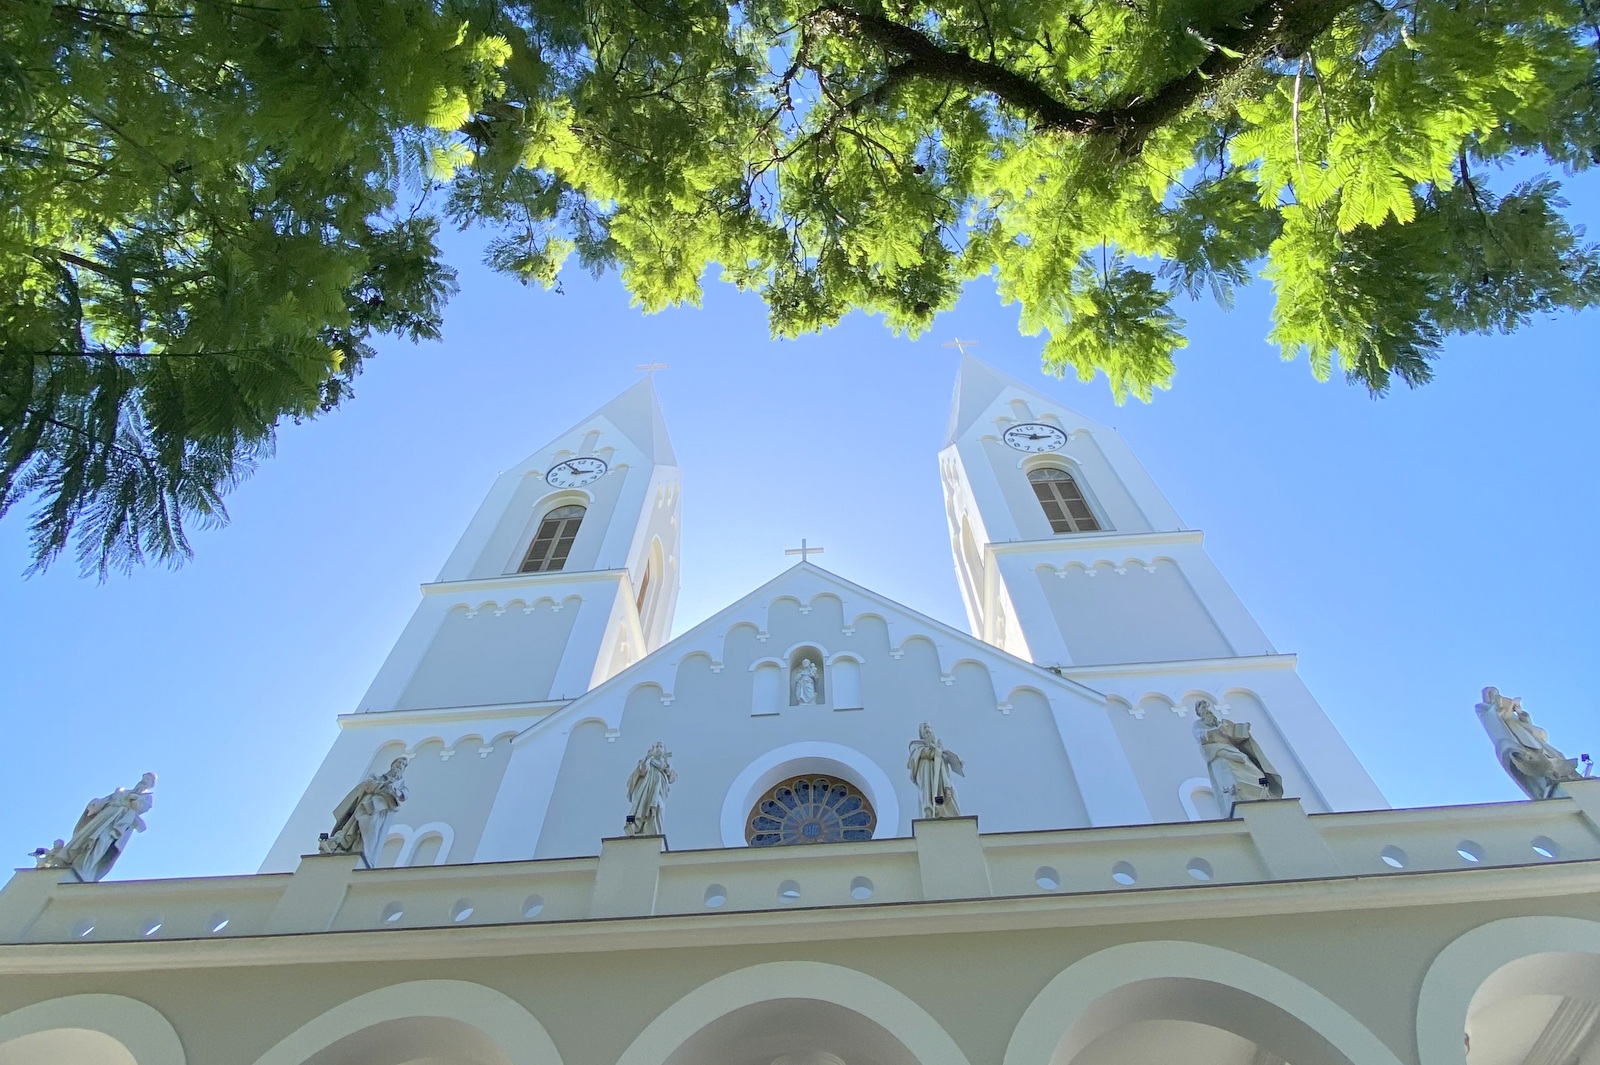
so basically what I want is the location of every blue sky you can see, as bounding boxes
[3,176,1598,881]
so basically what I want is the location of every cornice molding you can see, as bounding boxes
[986,530,1203,557]
[420,569,630,597]
[3,861,1593,976]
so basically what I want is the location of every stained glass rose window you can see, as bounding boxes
[746,775,877,846]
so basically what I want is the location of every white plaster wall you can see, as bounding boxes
[1031,558,1234,666]
[526,595,1107,856]
[398,602,580,710]
[260,709,551,872]
[1072,659,1388,816]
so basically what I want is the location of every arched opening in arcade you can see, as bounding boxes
[1463,951,1600,1065]
[292,1016,516,1065]
[1051,977,1362,1065]
[0,1029,139,1065]
[662,999,920,1065]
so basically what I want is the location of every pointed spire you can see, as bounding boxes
[595,375,677,465]
[944,353,1108,446]
[519,375,677,469]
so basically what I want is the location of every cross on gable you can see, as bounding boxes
[785,539,825,563]
[943,337,979,356]
[635,362,669,377]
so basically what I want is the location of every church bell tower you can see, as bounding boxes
[939,355,1386,818]
[260,377,680,871]
[358,375,680,711]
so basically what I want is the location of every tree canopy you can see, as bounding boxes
[4,0,1598,574]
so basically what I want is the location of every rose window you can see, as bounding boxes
[746,775,876,847]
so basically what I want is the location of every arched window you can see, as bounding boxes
[1028,467,1101,534]
[746,775,876,846]
[635,562,651,613]
[519,505,585,573]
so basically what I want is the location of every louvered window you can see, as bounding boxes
[1028,468,1101,534]
[519,505,585,572]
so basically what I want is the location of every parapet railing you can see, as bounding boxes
[3,781,1598,945]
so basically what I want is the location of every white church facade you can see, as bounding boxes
[1,358,1597,1065]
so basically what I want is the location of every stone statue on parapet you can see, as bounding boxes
[625,741,675,836]
[34,772,156,883]
[1477,687,1588,799]
[319,757,409,868]
[1193,700,1283,817]
[908,722,965,818]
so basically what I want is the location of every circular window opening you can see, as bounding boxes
[1186,858,1214,881]
[777,879,802,902]
[704,884,728,908]
[1379,845,1408,870]
[207,912,230,935]
[1110,861,1137,886]
[1456,841,1483,864]
[1035,866,1061,891]
[1531,836,1561,860]
[73,919,95,939]
[747,775,876,847]
[850,876,874,901]
[381,902,404,924]
[140,918,163,938]
[522,895,545,918]
[450,898,475,923]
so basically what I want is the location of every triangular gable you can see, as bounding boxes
[532,561,1106,734]
[945,353,1113,447]
[512,376,677,471]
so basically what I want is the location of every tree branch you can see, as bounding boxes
[812,0,1365,151]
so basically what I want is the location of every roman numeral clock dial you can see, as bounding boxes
[1002,423,1068,452]
[545,457,608,488]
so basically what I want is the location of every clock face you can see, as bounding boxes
[1003,423,1068,453]
[545,457,607,488]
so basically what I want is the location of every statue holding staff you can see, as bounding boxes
[908,722,965,818]
[625,741,676,836]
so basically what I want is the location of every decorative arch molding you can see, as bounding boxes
[1417,916,1600,1065]
[1040,556,1174,578]
[457,594,580,620]
[615,961,972,1065]
[0,993,185,1065]
[525,484,596,512]
[250,979,561,1065]
[394,821,455,866]
[1178,776,1219,821]
[719,741,901,846]
[1004,941,1404,1065]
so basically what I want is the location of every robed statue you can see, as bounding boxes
[1192,701,1283,817]
[625,741,676,836]
[319,757,409,868]
[34,772,157,883]
[793,659,820,705]
[908,722,965,818]
[1476,687,1584,799]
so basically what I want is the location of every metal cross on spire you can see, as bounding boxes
[943,337,979,356]
[785,539,825,563]
[635,361,669,377]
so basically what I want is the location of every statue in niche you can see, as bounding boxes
[792,658,820,705]
[320,757,409,868]
[1477,687,1586,799]
[34,772,156,883]
[908,722,965,818]
[1192,700,1283,817]
[625,741,676,836]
